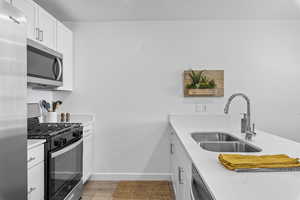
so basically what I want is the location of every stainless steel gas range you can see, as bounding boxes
[28,104,83,200]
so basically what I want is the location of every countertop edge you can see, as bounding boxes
[27,139,46,150]
[168,114,300,200]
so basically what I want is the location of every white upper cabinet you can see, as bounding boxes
[56,21,74,91]
[12,0,57,50]
[12,0,74,90]
[38,7,57,50]
[13,0,39,41]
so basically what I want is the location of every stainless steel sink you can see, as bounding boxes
[191,132,262,153]
[191,132,239,142]
[199,142,262,153]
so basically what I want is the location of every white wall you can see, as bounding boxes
[54,20,300,178]
[27,88,53,103]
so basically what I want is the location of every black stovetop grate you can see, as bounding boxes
[27,117,81,138]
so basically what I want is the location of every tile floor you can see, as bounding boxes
[81,181,175,200]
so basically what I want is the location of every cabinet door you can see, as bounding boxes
[170,133,177,196]
[28,163,44,200]
[171,134,192,200]
[56,22,74,91]
[170,134,183,200]
[13,0,38,41]
[38,6,56,50]
[83,134,93,183]
[177,140,192,200]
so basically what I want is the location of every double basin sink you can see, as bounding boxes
[191,132,262,153]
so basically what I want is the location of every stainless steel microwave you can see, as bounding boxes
[27,39,63,88]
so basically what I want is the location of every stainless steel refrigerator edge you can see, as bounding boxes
[0,1,27,199]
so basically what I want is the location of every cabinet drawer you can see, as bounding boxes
[28,144,44,169]
[28,163,44,200]
[83,134,93,183]
[83,125,93,137]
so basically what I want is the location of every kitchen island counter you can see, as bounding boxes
[169,114,300,200]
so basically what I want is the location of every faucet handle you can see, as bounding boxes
[245,124,256,140]
[240,113,247,133]
[240,113,247,119]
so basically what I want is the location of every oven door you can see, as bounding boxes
[27,39,63,87]
[49,139,83,200]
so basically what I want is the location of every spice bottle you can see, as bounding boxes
[66,113,71,122]
[60,113,65,122]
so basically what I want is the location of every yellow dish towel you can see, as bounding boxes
[219,154,300,170]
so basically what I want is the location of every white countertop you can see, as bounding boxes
[27,139,46,150]
[169,114,300,200]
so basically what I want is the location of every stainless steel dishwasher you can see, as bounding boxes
[191,165,215,200]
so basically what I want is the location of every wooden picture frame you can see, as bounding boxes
[183,70,224,97]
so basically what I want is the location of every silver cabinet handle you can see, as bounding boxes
[9,16,20,24]
[170,143,174,154]
[27,157,36,163]
[39,30,43,41]
[84,129,92,135]
[178,167,184,184]
[84,129,90,133]
[27,187,36,194]
[35,28,40,40]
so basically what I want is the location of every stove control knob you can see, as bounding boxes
[61,138,67,145]
[54,140,62,147]
[73,131,80,138]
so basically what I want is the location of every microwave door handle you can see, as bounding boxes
[52,58,59,79]
[51,139,82,158]
[56,57,62,81]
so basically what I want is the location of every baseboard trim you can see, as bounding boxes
[91,173,172,181]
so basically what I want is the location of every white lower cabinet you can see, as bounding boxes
[27,143,44,200]
[83,124,94,183]
[170,130,192,200]
[28,162,44,200]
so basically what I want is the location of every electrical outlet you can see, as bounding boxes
[195,104,207,112]
[203,104,207,112]
[195,104,202,112]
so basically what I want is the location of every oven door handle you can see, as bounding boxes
[51,139,82,158]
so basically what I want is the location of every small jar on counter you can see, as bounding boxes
[66,113,71,122]
[60,113,65,122]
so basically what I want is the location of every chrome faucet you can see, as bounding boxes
[224,93,256,140]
